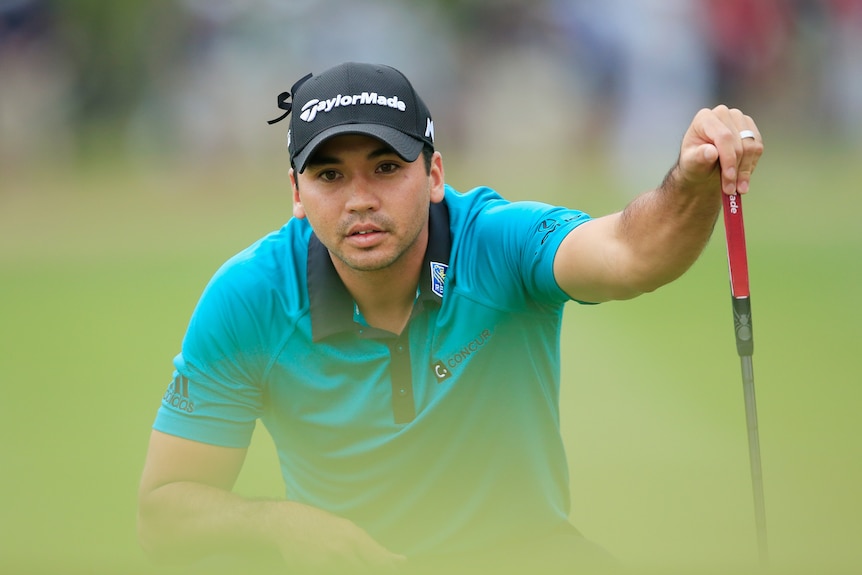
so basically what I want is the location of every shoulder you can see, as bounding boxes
[442,184,507,217]
[188,218,312,338]
[441,185,592,307]
[212,219,310,295]
[443,184,590,242]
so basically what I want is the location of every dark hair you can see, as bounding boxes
[420,144,434,175]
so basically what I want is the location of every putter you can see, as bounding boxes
[722,191,768,567]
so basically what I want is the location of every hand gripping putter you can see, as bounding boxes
[722,191,768,567]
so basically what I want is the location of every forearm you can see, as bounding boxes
[138,480,405,571]
[602,104,762,298]
[617,163,722,293]
[137,480,291,562]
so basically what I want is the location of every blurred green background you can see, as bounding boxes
[1,1,861,574]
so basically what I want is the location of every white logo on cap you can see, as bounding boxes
[299,92,407,123]
[425,118,434,142]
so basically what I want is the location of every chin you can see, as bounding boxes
[337,251,400,273]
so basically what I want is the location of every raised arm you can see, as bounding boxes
[137,430,405,572]
[554,105,763,303]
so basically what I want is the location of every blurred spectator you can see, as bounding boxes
[819,0,862,146]
[129,0,459,165]
[443,0,581,168]
[2,0,857,172]
[702,0,795,105]
[0,0,73,170]
[551,0,714,192]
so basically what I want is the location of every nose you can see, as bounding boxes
[344,176,380,213]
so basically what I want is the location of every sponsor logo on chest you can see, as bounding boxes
[432,328,492,382]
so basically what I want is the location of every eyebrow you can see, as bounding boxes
[306,145,399,169]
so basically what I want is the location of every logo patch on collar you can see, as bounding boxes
[430,261,448,297]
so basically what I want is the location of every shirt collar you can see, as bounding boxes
[308,199,451,342]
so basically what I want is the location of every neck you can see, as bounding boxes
[340,268,420,334]
[333,245,426,335]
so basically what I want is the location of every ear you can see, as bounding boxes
[429,151,446,204]
[290,168,307,219]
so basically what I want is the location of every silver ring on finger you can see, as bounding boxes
[740,130,756,140]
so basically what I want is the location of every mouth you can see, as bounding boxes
[346,220,385,235]
[346,225,386,247]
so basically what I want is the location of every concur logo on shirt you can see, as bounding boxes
[433,328,493,382]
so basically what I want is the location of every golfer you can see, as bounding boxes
[137,62,763,574]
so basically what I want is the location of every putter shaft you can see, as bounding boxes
[740,354,768,565]
[723,193,768,567]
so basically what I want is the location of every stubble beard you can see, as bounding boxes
[331,216,427,273]
[325,180,433,274]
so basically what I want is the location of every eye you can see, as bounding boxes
[318,169,340,182]
[376,162,400,175]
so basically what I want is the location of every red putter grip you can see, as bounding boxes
[722,192,750,299]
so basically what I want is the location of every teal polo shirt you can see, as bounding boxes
[154,185,592,558]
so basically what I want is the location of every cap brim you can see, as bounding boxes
[293,124,424,173]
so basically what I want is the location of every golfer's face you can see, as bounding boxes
[291,135,443,274]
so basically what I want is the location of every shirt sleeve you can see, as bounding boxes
[455,190,592,309]
[153,255,271,448]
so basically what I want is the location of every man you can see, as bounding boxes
[137,62,763,574]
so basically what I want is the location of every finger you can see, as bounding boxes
[354,532,407,568]
[736,116,763,194]
[709,106,764,196]
[679,106,739,189]
[382,554,408,572]
[711,106,747,195]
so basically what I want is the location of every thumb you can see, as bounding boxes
[677,142,720,184]
[698,143,719,165]
[686,143,719,171]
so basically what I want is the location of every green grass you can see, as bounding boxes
[1,142,859,574]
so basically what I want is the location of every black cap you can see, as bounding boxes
[275,62,435,173]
